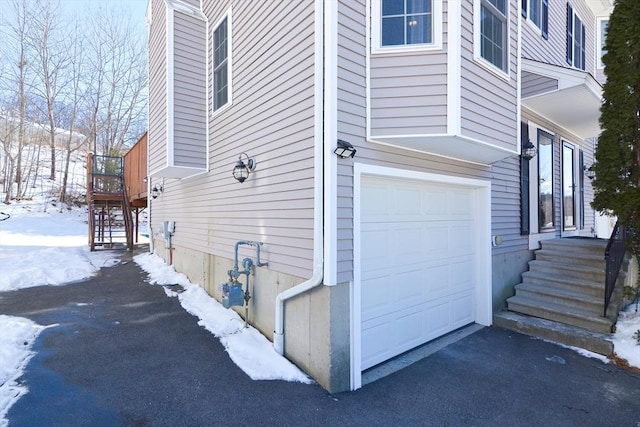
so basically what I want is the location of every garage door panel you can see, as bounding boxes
[361,176,480,371]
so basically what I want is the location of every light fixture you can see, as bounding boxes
[334,139,356,159]
[584,165,596,180]
[151,185,163,199]
[232,152,256,183]
[521,139,537,161]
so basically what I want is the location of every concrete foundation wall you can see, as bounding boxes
[150,239,350,392]
[492,249,535,311]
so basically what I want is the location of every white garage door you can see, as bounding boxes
[360,175,478,370]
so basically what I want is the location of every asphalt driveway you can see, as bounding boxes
[1,251,639,426]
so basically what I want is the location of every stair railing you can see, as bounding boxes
[604,220,626,316]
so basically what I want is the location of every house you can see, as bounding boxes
[146,0,613,392]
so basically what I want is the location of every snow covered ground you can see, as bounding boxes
[0,198,639,426]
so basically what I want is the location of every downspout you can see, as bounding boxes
[273,0,329,355]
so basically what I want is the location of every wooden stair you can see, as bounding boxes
[494,238,627,355]
[87,154,134,251]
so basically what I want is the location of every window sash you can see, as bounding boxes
[213,17,228,111]
[480,0,507,71]
[380,0,433,46]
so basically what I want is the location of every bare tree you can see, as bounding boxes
[2,0,33,203]
[28,0,70,181]
[84,7,147,156]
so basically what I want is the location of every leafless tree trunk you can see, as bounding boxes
[29,0,69,182]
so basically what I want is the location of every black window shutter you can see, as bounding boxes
[542,0,549,39]
[566,3,573,64]
[522,0,527,18]
[520,122,531,235]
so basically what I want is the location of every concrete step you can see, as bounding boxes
[521,270,605,298]
[513,283,604,315]
[528,260,605,283]
[506,295,614,333]
[493,311,613,355]
[534,249,605,269]
[540,238,608,255]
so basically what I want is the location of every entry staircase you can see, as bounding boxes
[494,238,628,355]
[87,154,134,251]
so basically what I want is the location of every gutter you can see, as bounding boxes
[273,0,331,355]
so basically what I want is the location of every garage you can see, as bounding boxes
[357,172,490,371]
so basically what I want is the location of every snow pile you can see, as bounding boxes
[612,303,640,369]
[0,202,121,292]
[133,252,312,383]
[0,316,45,427]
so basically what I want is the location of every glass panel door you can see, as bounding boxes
[562,142,576,230]
[538,130,554,232]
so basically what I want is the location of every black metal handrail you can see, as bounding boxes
[604,220,626,316]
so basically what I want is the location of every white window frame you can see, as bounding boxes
[212,9,232,116]
[528,0,543,30]
[371,0,442,54]
[567,6,586,71]
[596,17,608,69]
[474,0,510,80]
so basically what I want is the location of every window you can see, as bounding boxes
[562,142,576,230]
[538,130,554,232]
[381,0,432,46]
[566,4,585,70]
[522,0,549,39]
[597,18,608,68]
[213,13,231,112]
[480,0,508,72]
[372,0,441,51]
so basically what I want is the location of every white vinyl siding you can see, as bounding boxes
[152,0,317,279]
[463,0,518,151]
[172,10,207,170]
[148,0,168,174]
[369,55,448,136]
[521,0,595,72]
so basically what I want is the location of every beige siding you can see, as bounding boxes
[522,71,558,98]
[459,0,518,151]
[151,0,317,279]
[369,9,448,138]
[148,0,167,174]
[491,157,528,254]
[522,0,596,73]
[173,10,207,169]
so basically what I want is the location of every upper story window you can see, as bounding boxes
[566,3,585,70]
[480,0,508,72]
[597,17,608,68]
[213,11,232,113]
[522,0,549,39]
[372,0,442,52]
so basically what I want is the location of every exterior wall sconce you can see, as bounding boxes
[232,152,256,183]
[584,165,596,180]
[334,139,356,158]
[151,185,163,199]
[521,139,537,161]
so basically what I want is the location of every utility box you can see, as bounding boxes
[222,281,245,308]
[163,221,175,239]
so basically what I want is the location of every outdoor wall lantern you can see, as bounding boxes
[334,139,356,159]
[151,185,163,199]
[232,152,256,183]
[584,165,596,180]
[521,139,537,161]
